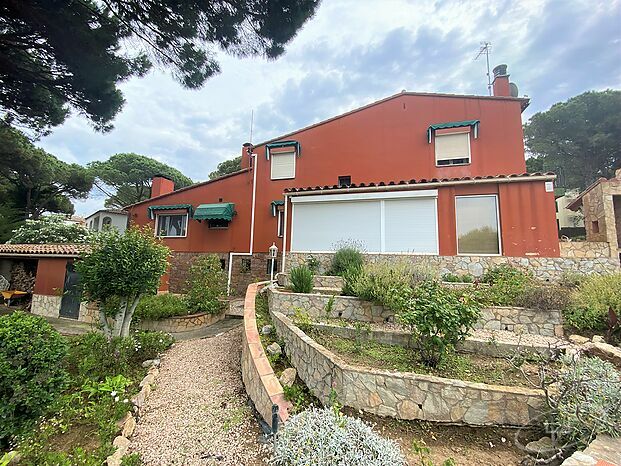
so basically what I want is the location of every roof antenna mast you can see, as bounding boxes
[474,41,492,96]
[249,109,254,144]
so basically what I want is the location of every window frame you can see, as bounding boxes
[207,218,230,229]
[277,210,284,237]
[434,130,471,167]
[338,175,352,188]
[270,151,296,180]
[455,194,502,256]
[155,213,189,238]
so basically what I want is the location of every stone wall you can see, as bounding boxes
[31,294,61,318]
[475,306,563,337]
[276,272,343,290]
[286,252,620,281]
[562,435,621,466]
[269,288,563,337]
[270,308,545,426]
[312,323,560,358]
[559,241,611,258]
[78,301,99,323]
[137,311,224,333]
[240,282,291,428]
[169,252,276,296]
[267,287,393,323]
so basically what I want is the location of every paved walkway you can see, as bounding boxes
[129,326,267,465]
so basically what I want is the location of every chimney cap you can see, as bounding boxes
[493,64,508,77]
[242,142,253,147]
[152,173,174,181]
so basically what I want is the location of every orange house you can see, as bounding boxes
[125,65,560,293]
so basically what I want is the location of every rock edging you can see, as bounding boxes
[106,361,160,466]
[240,282,291,429]
[136,311,225,333]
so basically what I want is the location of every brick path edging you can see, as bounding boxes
[240,281,291,428]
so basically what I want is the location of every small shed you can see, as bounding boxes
[0,244,96,322]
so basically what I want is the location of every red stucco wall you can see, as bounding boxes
[34,258,68,295]
[126,92,559,258]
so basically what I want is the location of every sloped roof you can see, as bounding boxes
[0,244,88,257]
[284,172,556,194]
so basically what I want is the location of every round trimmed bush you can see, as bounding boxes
[272,407,406,466]
[135,293,189,320]
[0,311,68,445]
[329,247,364,276]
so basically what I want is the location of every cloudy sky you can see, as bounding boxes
[39,0,621,216]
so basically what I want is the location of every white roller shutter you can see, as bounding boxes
[435,132,470,162]
[384,198,438,253]
[291,200,381,252]
[290,190,438,253]
[271,152,296,179]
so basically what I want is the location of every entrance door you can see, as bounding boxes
[60,263,80,319]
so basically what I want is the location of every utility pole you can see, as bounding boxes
[474,41,492,96]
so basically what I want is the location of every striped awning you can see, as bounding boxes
[427,120,480,142]
[147,204,193,220]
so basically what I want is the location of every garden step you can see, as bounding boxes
[226,298,245,317]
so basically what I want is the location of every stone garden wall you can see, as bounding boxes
[267,287,393,323]
[137,311,224,333]
[276,272,344,290]
[312,323,560,358]
[286,252,620,281]
[31,294,61,318]
[475,306,563,337]
[268,288,563,337]
[240,282,291,428]
[559,241,611,258]
[270,308,545,426]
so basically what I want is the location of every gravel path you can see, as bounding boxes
[130,327,268,465]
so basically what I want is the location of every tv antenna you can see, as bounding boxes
[249,109,254,143]
[474,41,492,96]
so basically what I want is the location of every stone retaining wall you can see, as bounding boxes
[562,435,621,465]
[137,311,224,333]
[475,306,563,337]
[240,282,291,428]
[31,293,61,318]
[312,323,559,358]
[269,288,562,336]
[267,287,393,323]
[276,272,344,290]
[286,252,620,281]
[559,241,611,258]
[270,308,545,426]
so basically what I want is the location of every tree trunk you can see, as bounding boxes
[112,298,128,337]
[99,309,112,338]
[120,293,142,338]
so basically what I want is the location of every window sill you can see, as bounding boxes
[436,162,471,167]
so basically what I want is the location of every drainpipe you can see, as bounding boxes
[281,194,289,274]
[227,151,258,294]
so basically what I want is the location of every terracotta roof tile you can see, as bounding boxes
[0,243,88,256]
[284,172,556,193]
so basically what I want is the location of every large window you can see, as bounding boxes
[156,214,188,237]
[456,195,500,255]
[271,151,296,180]
[435,132,471,166]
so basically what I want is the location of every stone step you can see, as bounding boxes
[226,298,245,317]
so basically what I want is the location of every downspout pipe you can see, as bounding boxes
[227,152,257,294]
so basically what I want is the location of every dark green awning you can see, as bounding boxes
[147,204,193,220]
[270,200,284,216]
[193,203,235,221]
[427,120,480,142]
[265,140,301,159]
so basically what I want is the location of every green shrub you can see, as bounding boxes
[306,255,321,274]
[0,311,68,445]
[564,273,621,330]
[329,247,364,276]
[514,285,571,311]
[135,293,188,320]
[481,264,533,305]
[121,453,143,466]
[184,254,227,315]
[396,281,481,367]
[559,271,588,289]
[64,331,173,381]
[551,357,621,448]
[290,265,314,293]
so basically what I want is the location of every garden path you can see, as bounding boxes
[129,326,267,465]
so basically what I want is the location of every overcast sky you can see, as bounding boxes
[39,0,621,216]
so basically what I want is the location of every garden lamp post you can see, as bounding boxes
[269,242,278,282]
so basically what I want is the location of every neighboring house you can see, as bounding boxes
[0,244,97,322]
[567,169,621,261]
[86,209,128,233]
[556,189,585,238]
[124,64,564,293]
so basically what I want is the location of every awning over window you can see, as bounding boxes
[265,140,301,160]
[270,200,284,216]
[427,120,480,143]
[147,204,193,220]
[193,203,235,221]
